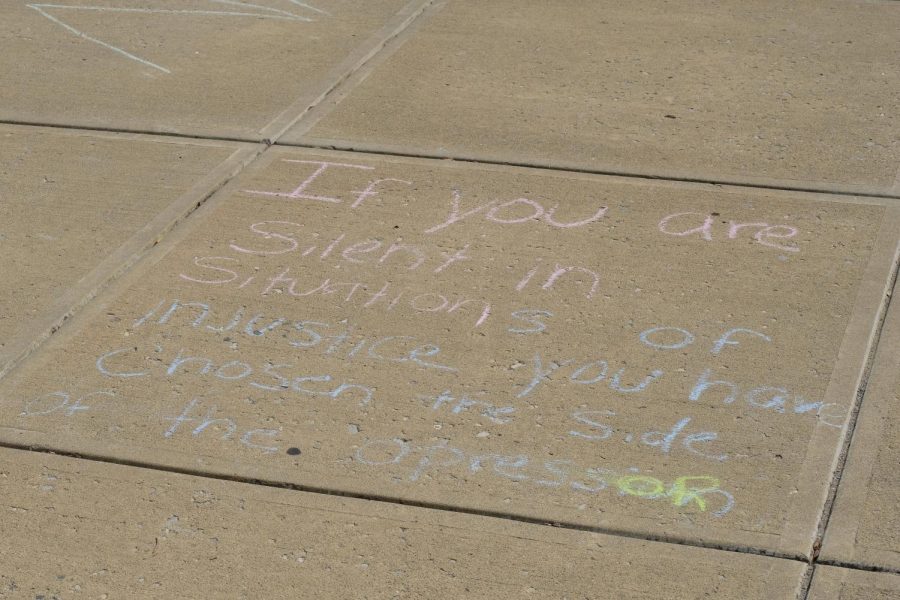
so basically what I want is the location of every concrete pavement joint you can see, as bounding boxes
[281,140,900,201]
[279,0,449,142]
[810,258,899,552]
[797,252,900,600]
[0,438,810,565]
[257,0,444,142]
[0,118,259,145]
[815,558,900,577]
[3,117,898,200]
[798,564,817,600]
[0,143,266,381]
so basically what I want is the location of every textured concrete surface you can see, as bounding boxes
[2,1,898,595]
[0,0,425,139]
[0,446,806,599]
[821,281,900,571]
[286,0,900,195]
[0,148,895,559]
[0,125,253,374]
[808,566,900,600]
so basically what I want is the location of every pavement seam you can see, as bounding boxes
[815,559,900,576]
[278,0,449,141]
[281,141,900,201]
[258,0,446,143]
[2,118,899,201]
[0,142,266,381]
[0,438,809,564]
[0,118,258,144]
[802,246,900,592]
[798,564,817,600]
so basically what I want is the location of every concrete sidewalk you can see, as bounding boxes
[1,1,898,598]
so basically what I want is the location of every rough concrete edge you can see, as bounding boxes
[805,564,844,599]
[257,0,446,143]
[819,558,900,577]
[0,141,265,380]
[778,208,900,560]
[282,137,900,201]
[806,564,900,599]
[818,255,900,572]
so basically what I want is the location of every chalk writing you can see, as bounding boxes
[133,299,459,371]
[516,352,664,398]
[639,326,771,354]
[689,368,842,426]
[514,262,601,299]
[424,190,608,234]
[228,221,472,274]
[20,389,115,417]
[163,398,281,453]
[658,212,800,252]
[9,150,839,532]
[28,1,326,74]
[507,309,553,334]
[355,437,735,516]
[179,259,495,328]
[244,161,609,234]
[96,345,376,407]
[569,412,728,461]
[420,390,516,425]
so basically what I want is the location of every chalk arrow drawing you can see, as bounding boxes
[27,0,329,74]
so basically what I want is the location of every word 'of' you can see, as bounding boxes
[638,326,770,354]
[19,389,115,417]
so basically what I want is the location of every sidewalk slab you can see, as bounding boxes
[0,0,422,139]
[820,282,900,571]
[0,148,897,558]
[0,447,805,599]
[284,0,900,196]
[808,566,900,599]
[0,124,255,375]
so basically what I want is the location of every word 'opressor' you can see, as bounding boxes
[356,438,735,517]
